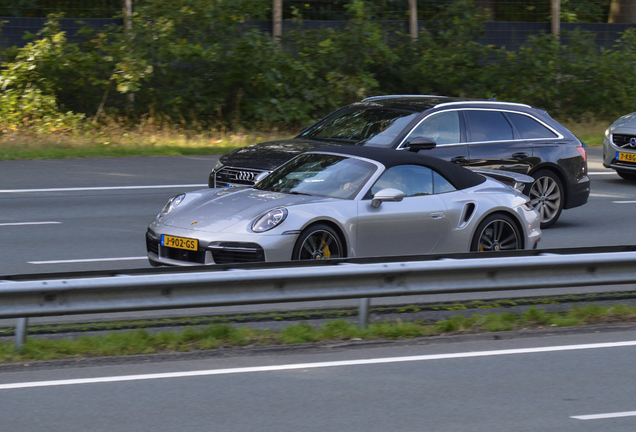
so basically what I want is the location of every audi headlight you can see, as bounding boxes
[213,159,224,172]
[252,208,288,232]
[157,193,186,220]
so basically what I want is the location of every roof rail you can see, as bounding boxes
[361,95,444,102]
[435,101,531,108]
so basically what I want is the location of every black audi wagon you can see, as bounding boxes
[209,95,589,228]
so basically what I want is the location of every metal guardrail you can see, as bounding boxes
[3,247,636,348]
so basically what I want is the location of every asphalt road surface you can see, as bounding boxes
[1,329,636,431]
[0,146,632,276]
[2,148,636,432]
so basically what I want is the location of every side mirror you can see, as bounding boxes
[371,188,405,208]
[408,137,437,152]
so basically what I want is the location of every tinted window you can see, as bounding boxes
[465,110,514,142]
[371,165,433,197]
[433,171,456,193]
[506,113,558,139]
[406,111,460,146]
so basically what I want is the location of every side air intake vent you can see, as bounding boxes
[461,203,476,226]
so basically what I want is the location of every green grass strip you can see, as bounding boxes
[2,305,636,363]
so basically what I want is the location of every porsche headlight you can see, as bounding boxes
[252,208,288,232]
[157,193,185,220]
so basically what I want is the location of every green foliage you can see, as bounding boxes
[0,15,85,132]
[0,0,635,134]
[4,303,636,362]
[370,321,433,338]
[480,312,517,331]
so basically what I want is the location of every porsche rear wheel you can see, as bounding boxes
[292,224,343,260]
[471,214,521,252]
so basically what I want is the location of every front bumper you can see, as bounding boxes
[146,226,297,266]
[603,135,636,173]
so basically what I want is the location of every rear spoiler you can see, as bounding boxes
[470,168,534,192]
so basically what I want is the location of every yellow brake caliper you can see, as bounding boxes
[321,240,331,258]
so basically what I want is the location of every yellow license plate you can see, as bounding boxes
[617,152,636,163]
[161,235,198,251]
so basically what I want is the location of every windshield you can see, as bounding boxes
[255,153,377,199]
[299,107,418,147]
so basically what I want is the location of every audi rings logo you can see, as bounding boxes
[630,137,636,148]
[234,171,257,182]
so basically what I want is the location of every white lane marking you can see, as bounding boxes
[613,201,636,204]
[29,257,147,265]
[591,193,627,198]
[572,411,636,420]
[0,222,61,227]
[1,340,636,391]
[0,184,207,193]
[588,171,617,175]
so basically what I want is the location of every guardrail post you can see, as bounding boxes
[15,318,28,350]
[358,298,370,330]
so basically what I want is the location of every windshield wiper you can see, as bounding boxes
[288,191,313,196]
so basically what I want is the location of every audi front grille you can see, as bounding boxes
[214,167,265,187]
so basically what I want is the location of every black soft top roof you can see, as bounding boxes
[313,146,486,190]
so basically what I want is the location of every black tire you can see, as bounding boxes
[524,169,564,229]
[470,213,522,252]
[616,170,636,181]
[292,224,344,260]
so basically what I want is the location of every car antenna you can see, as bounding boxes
[489,95,497,101]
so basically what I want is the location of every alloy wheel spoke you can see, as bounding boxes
[500,233,518,248]
[303,236,317,255]
[544,179,556,196]
[480,234,494,249]
[544,200,558,211]
[319,233,333,253]
[546,191,560,201]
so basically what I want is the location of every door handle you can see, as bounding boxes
[429,212,444,219]
[512,152,529,160]
[451,156,468,164]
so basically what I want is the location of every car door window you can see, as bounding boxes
[371,165,433,197]
[465,110,514,142]
[506,112,558,139]
[405,111,460,146]
[433,171,456,193]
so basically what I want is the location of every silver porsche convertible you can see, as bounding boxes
[146,146,541,266]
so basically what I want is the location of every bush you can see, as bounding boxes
[1,0,636,134]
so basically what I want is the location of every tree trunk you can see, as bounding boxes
[409,0,418,41]
[273,0,282,42]
[608,0,636,23]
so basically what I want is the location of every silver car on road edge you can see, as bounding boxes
[603,111,636,180]
[147,146,541,266]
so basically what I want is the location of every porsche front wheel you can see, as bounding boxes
[292,224,344,260]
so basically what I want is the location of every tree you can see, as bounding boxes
[608,0,636,22]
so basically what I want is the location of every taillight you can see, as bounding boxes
[576,146,587,162]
